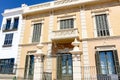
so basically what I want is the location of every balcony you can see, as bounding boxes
[2,23,18,32]
[52,28,79,41]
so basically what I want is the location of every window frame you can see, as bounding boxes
[95,14,110,37]
[24,55,34,79]
[3,33,13,47]
[0,58,15,74]
[57,15,76,30]
[57,53,73,80]
[92,10,113,37]
[13,17,19,30]
[95,47,119,75]
[5,18,11,30]
[31,23,42,43]
[60,18,74,30]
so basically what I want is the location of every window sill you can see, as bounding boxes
[2,45,12,47]
[2,29,18,32]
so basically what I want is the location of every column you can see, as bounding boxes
[33,44,44,80]
[70,38,82,80]
[80,7,90,79]
[46,43,52,72]
[45,10,54,73]
[33,55,44,80]
[72,54,81,80]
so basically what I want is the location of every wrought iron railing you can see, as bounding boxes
[0,66,120,80]
[2,23,18,31]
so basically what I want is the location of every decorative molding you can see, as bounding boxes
[19,43,38,46]
[91,8,109,16]
[34,55,44,62]
[57,14,76,21]
[58,48,72,53]
[31,18,44,24]
[82,41,89,66]
[72,54,81,61]
[95,45,116,51]
[80,8,88,38]
[91,8,113,37]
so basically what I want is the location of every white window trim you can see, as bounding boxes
[92,9,113,37]
[29,19,44,43]
[57,15,76,30]
[95,45,116,51]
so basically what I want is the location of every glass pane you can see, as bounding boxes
[4,33,13,45]
[68,55,72,74]
[29,55,34,75]
[62,55,67,74]
[58,53,73,80]
[13,18,19,29]
[6,19,11,30]
[99,51,107,74]
[106,51,115,74]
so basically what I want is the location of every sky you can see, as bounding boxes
[0,0,53,27]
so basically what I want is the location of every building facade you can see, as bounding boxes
[0,6,23,79]
[1,0,120,80]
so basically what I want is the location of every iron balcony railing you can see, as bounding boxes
[0,66,120,80]
[2,23,18,31]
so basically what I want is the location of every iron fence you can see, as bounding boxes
[0,66,120,80]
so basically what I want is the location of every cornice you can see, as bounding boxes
[81,36,120,41]
[23,0,117,15]
[19,41,52,47]
[19,43,38,47]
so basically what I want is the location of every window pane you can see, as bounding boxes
[106,51,115,74]
[13,18,19,29]
[25,55,34,79]
[62,55,67,74]
[68,54,72,74]
[57,53,73,80]
[6,19,11,30]
[97,50,117,75]
[0,58,14,74]
[99,51,108,74]
[4,33,13,46]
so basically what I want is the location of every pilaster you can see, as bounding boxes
[33,44,44,80]
[33,55,44,80]
[72,54,81,80]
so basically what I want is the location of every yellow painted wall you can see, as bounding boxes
[18,0,120,79]
[85,2,120,38]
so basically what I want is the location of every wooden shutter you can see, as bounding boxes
[113,50,120,75]
[95,51,101,74]
[57,54,62,80]
[32,23,42,42]
[95,14,110,36]
[24,55,29,78]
